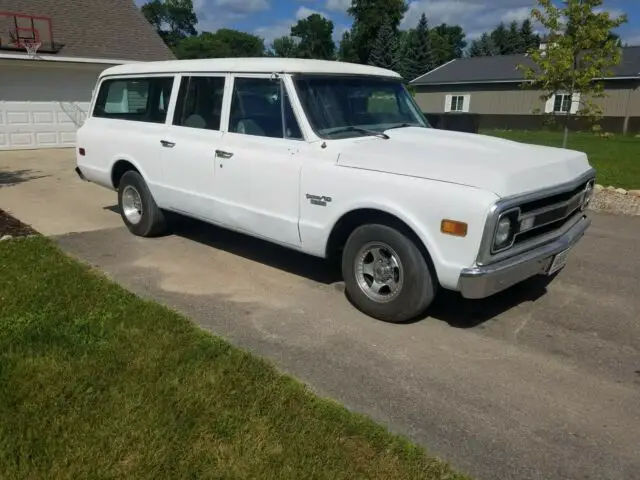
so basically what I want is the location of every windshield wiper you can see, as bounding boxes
[385,122,421,131]
[327,126,390,140]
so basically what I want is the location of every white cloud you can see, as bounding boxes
[296,6,328,19]
[402,0,536,31]
[213,0,270,13]
[500,7,532,24]
[255,21,293,44]
[325,0,351,12]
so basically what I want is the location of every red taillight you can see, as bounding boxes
[78,147,86,156]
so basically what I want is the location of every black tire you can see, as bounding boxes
[117,170,167,237]
[342,224,436,323]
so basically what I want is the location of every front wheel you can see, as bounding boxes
[342,224,436,323]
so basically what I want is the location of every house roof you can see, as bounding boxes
[0,0,174,62]
[411,46,640,85]
[102,57,402,78]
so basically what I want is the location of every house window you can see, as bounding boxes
[450,95,465,112]
[553,94,572,113]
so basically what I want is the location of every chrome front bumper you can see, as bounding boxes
[458,214,591,299]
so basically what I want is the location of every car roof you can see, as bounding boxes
[99,57,402,79]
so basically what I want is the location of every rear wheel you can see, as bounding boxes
[118,170,166,237]
[342,224,436,323]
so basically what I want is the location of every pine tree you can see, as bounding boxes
[368,17,399,70]
[520,19,540,52]
[469,33,498,57]
[508,20,524,54]
[490,22,510,55]
[400,13,434,82]
[338,30,359,63]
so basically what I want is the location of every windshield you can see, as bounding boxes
[293,75,429,139]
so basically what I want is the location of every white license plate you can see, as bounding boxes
[548,248,571,275]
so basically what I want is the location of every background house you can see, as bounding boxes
[0,0,174,151]
[411,46,640,135]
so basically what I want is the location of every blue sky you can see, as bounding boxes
[135,0,640,47]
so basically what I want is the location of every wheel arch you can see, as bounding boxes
[325,208,439,277]
[111,159,142,189]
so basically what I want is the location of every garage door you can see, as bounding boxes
[0,63,104,150]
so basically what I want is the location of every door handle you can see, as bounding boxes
[215,149,234,159]
[160,140,176,148]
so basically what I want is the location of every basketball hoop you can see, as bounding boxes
[13,39,41,58]
[9,28,42,58]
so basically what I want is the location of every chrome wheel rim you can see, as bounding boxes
[355,242,404,303]
[121,185,143,225]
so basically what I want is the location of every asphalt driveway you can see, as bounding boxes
[2,149,640,480]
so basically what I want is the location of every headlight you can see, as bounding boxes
[492,210,518,252]
[494,217,512,248]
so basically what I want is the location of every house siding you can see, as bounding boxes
[414,80,640,117]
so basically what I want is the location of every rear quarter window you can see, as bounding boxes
[93,76,174,124]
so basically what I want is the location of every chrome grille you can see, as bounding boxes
[477,170,597,266]
[513,181,592,246]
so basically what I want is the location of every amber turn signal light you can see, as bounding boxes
[441,219,468,237]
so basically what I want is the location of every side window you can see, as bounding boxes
[173,76,225,130]
[93,76,174,123]
[229,77,303,140]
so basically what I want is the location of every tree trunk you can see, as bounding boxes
[562,123,569,149]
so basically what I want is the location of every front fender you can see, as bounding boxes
[299,167,499,289]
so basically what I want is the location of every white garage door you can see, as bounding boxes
[0,63,104,150]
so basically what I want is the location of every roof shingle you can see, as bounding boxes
[411,47,640,85]
[0,0,174,62]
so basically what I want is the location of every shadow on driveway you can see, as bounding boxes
[104,205,553,328]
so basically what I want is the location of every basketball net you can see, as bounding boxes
[9,31,42,58]
[16,39,42,58]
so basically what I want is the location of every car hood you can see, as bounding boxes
[335,128,593,197]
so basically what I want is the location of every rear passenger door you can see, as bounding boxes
[159,74,228,221]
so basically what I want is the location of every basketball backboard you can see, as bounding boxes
[0,11,63,55]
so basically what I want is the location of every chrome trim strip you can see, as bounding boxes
[459,215,590,299]
[476,168,596,265]
[519,189,585,221]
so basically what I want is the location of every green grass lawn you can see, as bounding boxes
[483,130,640,190]
[0,237,467,480]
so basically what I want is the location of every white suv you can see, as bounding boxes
[76,58,595,323]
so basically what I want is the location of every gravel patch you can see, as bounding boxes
[589,190,640,216]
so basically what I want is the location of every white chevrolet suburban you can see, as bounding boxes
[75,58,595,323]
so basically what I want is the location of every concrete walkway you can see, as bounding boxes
[2,148,640,480]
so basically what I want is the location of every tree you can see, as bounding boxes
[490,22,511,55]
[520,19,540,51]
[290,13,335,60]
[400,13,434,82]
[368,17,399,70]
[271,36,298,58]
[141,0,197,48]
[338,31,359,63]
[468,33,498,57]
[518,0,627,147]
[430,24,467,66]
[174,29,265,59]
[508,20,525,54]
[348,0,408,64]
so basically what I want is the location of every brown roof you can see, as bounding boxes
[0,0,175,62]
